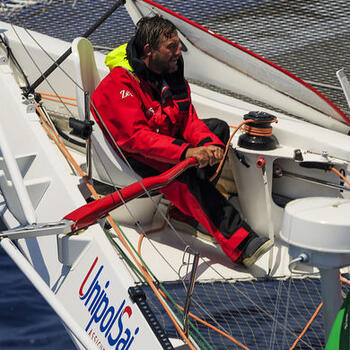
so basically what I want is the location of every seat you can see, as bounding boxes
[71,37,161,225]
[71,37,139,188]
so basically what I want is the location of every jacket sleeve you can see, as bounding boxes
[91,69,190,164]
[180,83,225,148]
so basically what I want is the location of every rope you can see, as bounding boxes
[289,303,323,350]
[137,220,248,350]
[34,101,197,350]
[35,91,77,101]
[25,32,317,347]
[39,95,78,107]
[243,125,273,136]
[15,20,319,348]
[331,167,350,186]
[209,119,277,182]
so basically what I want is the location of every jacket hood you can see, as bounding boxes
[105,43,133,72]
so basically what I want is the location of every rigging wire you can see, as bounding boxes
[269,278,284,350]
[0,33,30,87]
[32,71,302,348]
[34,101,199,350]
[20,22,203,282]
[10,24,76,120]
[136,224,249,349]
[11,22,329,348]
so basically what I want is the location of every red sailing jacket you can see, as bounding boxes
[91,65,224,172]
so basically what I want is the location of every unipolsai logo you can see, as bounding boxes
[79,257,139,349]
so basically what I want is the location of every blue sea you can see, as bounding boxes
[0,0,348,348]
[0,248,75,349]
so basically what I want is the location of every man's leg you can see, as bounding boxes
[127,119,272,265]
[127,155,268,264]
[161,168,253,263]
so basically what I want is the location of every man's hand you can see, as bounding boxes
[185,145,224,168]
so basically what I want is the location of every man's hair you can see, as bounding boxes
[134,15,177,57]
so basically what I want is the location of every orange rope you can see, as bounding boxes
[136,206,250,350]
[209,119,252,182]
[289,302,323,350]
[34,102,197,350]
[289,273,350,349]
[156,286,250,349]
[340,277,350,286]
[137,236,250,350]
[137,213,168,259]
[209,119,278,182]
[243,125,273,136]
[331,167,350,186]
[36,91,77,101]
[40,95,78,107]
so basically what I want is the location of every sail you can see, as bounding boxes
[126,0,350,133]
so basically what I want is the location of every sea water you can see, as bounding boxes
[0,248,75,349]
[0,0,348,348]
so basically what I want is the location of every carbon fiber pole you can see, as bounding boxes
[23,0,126,96]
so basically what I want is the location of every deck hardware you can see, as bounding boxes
[281,169,350,191]
[183,251,200,337]
[0,55,7,64]
[256,156,265,168]
[258,159,275,274]
[0,220,73,240]
[238,111,278,150]
[322,151,329,159]
[293,149,304,161]
[84,91,92,180]
[21,93,35,113]
[69,118,94,140]
[299,161,333,171]
[273,165,282,178]
[339,168,346,192]
[128,286,174,350]
[233,149,250,168]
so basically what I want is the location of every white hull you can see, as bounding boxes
[1,1,350,348]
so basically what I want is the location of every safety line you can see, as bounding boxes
[331,167,350,186]
[137,220,249,350]
[16,21,317,348]
[35,91,77,101]
[34,101,197,350]
[289,302,323,350]
[40,95,78,107]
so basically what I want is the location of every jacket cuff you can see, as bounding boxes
[196,136,213,147]
[179,145,190,161]
[196,137,225,149]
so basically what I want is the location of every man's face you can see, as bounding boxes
[150,32,182,74]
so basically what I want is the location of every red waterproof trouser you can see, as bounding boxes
[127,119,252,262]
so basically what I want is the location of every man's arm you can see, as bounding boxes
[91,69,191,164]
[180,85,225,150]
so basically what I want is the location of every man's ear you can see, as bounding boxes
[143,44,152,57]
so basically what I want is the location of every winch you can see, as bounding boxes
[238,111,278,150]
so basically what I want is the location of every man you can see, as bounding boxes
[91,15,272,267]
